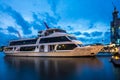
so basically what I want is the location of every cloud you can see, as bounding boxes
[0,32,18,46]
[91,31,103,37]
[77,31,110,44]
[103,31,110,44]
[31,11,61,31]
[7,26,18,33]
[88,23,94,29]
[31,13,44,30]
[32,12,61,29]
[0,27,2,30]
[82,32,91,37]
[47,0,59,15]
[43,12,60,26]
[70,31,81,36]
[47,0,61,26]
[0,4,32,34]
[78,37,103,44]
[67,26,74,31]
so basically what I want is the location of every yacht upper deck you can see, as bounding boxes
[38,28,66,37]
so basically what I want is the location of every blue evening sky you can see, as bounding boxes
[0,0,120,46]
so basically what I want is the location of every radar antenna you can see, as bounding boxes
[43,22,50,29]
[17,31,22,39]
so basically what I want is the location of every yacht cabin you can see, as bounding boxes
[4,28,82,53]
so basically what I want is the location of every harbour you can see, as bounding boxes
[0,0,120,80]
[0,52,120,80]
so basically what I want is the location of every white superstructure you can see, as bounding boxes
[4,28,103,57]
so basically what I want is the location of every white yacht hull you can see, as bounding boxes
[4,45,103,57]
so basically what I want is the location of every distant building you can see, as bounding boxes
[111,7,120,45]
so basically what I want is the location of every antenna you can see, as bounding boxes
[17,31,22,39]
[112,2,116,10]
[14,24,22,39]
[43,22,50,29]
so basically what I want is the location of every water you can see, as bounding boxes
[0,52,120,80]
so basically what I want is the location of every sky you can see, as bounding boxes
[0,0,120,46]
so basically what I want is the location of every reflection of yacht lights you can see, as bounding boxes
[115,56,120,59]
[58,46,61,48]
[112,56,120,60]
[112,56,114,58]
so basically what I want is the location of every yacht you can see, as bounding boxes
[3,28,103,57]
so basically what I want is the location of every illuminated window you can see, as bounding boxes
[57,44,77,50]
[112,28,114,33]
[112,27,114,35]
[117,39,120,44]
[119,26,120,36]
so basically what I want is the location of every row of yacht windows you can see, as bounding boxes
[39,36,70,43]
[6,44,77,51]
[10,39,37,46]
[57,44,77,50]
[20,44,76,51]
[9,36,77,46]
[20,46,36,51]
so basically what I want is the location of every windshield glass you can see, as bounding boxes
[77,44,83,47]
[68,36,77,40]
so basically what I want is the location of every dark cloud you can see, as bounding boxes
[77,31,110,44]
[47,0,59,15]
[31,13,44,30]
[71,31,81,36]
[32,12,60,30]
[47,0,61,26]
[88,23,95,29]
[0,32,18,46]
[0,27,3,30]
[91,31,103,37]
[7,26,18,33]
[43,12,60,25]
[32,13,42,22]
[56,26,62,29]
[103,31,110,44]
[83,32,91,37]
[67,26,74,31]
[78,37,103,44]
[0,4,32,34]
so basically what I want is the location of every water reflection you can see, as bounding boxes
[4,57,103,80]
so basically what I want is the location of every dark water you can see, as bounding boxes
[0,52,120,80]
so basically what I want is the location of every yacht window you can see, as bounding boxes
[47,29,66,33]
[10,39,37,46]
[77,44,83,47]
[57,44,77,50]
[68,36,77,40]
[55,29,66,33]
[4,47,13,51]
[48,45,55,52]
[39,36,70,43]
[40,45,44,52]
[20,46,36,51]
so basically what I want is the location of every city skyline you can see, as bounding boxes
[0,0,120,46]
